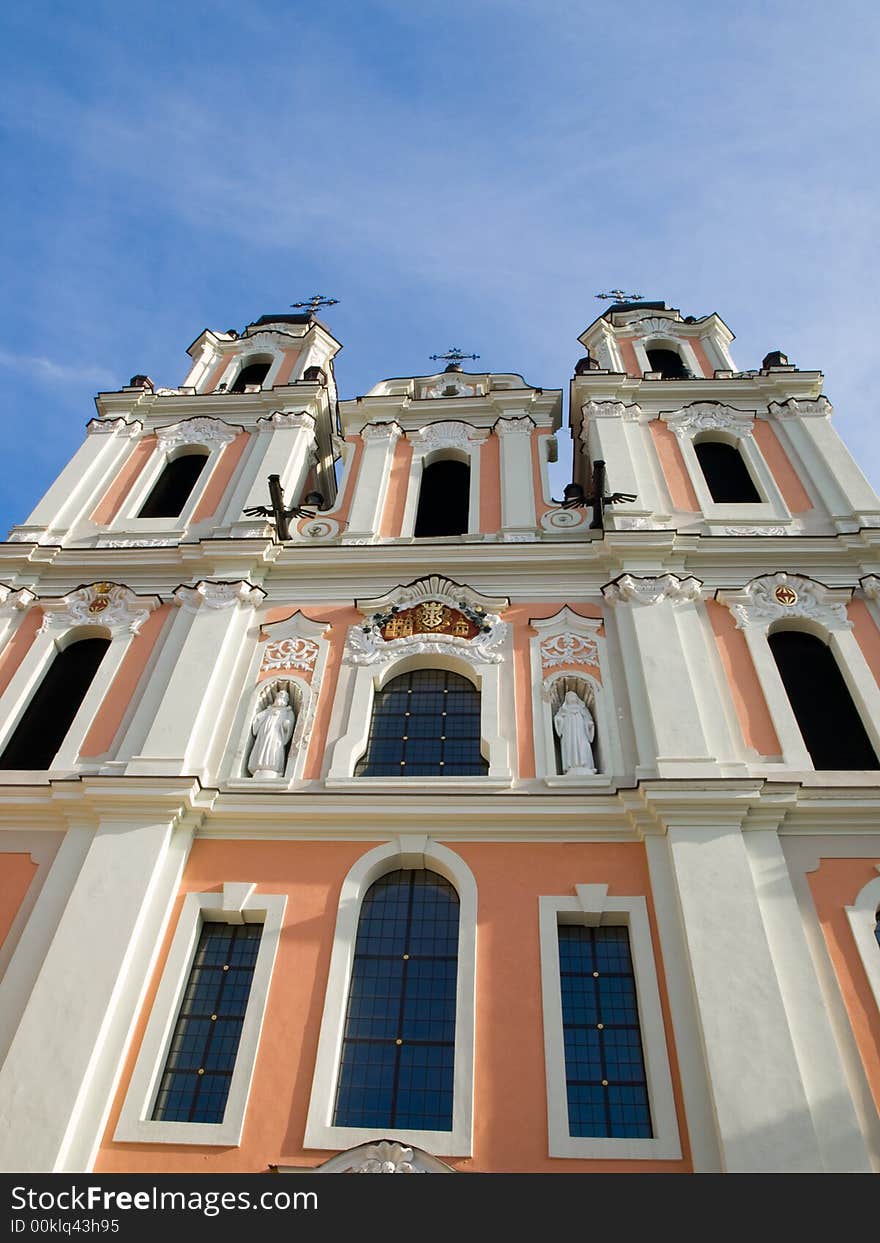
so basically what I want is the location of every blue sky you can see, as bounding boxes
[1,0,879,535]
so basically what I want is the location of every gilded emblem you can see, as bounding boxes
[94,582,113,594]
[416,601,446,630]
[88,598,109,613]
[774,585,798,606]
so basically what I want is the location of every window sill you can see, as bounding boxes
[324,776,513,791]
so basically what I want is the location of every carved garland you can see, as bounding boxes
[260,637,320,674]
[37,582,160,636]
[156,416,239,453]
[539,632,599,671]
[664,403,755,439]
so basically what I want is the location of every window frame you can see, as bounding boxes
[304,838,476,1156]
[539,885,681,1159]
[114,885,286,1146]
[845,870,880,1016]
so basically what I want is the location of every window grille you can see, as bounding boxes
[558,924,652,1139]
[152,921,262,1124]
[355,668,487,776]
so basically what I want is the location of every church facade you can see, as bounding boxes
[0,302,879,1173]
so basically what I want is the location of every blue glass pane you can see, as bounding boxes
[557,924,652,1140]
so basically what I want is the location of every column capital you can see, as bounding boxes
[173,579,266,613]
[602,573,703,607]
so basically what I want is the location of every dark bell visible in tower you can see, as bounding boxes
[762,350,791,369]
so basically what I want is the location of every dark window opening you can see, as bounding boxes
[355,668,488,777]
[230,362,271,393]
[646,348,689,379]
[414,459,469,537]
[558,924,652,1139]
[152,921,262,1124]
[768,629,878,770]
[333,869,459,1131]
[0,637,110,770]
[138,453,208,519]
[694,440,761,503]
[875,911,880,950]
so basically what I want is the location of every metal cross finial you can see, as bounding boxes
[290,294,339,316]
[429,347,480,365]
[595,290,643,303]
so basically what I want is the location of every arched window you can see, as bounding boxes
[333,869,459,1131]
[693,440,761,503]
[646,347,690,379]
[138,451,208,518]
[414,459,470,537]
[0,636,110,770]
[875,909,880,950]
[355,668,487,776]
[230,361,271,394]
[768,630,878,769]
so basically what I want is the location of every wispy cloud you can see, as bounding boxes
[0,348,115,389]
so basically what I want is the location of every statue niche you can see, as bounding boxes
[247,682,296,779]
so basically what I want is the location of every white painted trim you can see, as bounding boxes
[539,887,681,1160]
[846,869,880,1016]
[114,885,286,1146]
[303,838,476,1156]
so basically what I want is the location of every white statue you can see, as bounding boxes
[553,690,596,775]
[248,689,295,779]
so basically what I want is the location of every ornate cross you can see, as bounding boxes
[429,347,480,365]
[290,294,339,315]
[594,290,643,303]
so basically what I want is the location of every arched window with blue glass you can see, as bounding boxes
[333,869,460,1131]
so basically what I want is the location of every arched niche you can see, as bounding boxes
[544,672,601,777]
[228,674,315,785]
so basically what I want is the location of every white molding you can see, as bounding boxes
[539,889,681,1159]
[845,868,880,1016]
[303,839,476,1156]
[114,887,286,1146]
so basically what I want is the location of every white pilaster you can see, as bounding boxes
[125,581,265,779]
[0,792,199,1172]
[495,416,536,537]
[0,586,37,654]
[770,400,880,525]
[582,402,644,518]
[659,807,824,1171]
[344,421,403,542]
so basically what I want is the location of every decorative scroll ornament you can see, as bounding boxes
[627,316,684,339]
[260,637,320,674]
[156,416,239,452]
[422,375,479,399]
[602,573,703,607]
[726,572,851,631]
[540,632,599,671]
[38,581,160,636]
[494,416,535,438]
[174,580,266,612]
[354,1143,423,1174]
[664,403,755,439]
[768,397,832,420]
[0,586,37,614]
[98,537,178,548]
[86,417,143,436]
[861,576,880,601]
[541,507,588,531]
[410,420,482,452]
